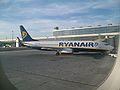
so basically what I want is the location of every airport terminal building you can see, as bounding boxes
[39,24,119,51]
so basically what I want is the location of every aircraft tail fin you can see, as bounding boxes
[20,25,37,41]
[16,37,24,46]
[17,37,21,42]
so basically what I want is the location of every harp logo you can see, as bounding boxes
[22,31,27,39]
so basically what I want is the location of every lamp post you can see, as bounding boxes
[12,30,14,47]
[12,30,14,42]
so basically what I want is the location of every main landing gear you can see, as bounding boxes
[56,51,61,55]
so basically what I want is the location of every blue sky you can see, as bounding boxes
[0,0,120,39]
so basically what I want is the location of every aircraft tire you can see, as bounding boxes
[56,52,60,55]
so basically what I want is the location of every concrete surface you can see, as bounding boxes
[0,50,115,90]
[0,47,31,52]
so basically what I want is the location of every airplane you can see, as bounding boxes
[20,25,114,55]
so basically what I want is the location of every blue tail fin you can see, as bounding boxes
[16,37,24,46]
[20,25,34,41]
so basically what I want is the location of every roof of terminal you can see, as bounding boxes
[53,25,120,32]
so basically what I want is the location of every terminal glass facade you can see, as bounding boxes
[53,25,120,36]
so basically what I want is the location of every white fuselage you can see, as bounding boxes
[23,41,114,51]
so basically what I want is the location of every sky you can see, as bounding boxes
[0,0,120,39]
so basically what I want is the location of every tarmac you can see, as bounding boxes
[0,49,115,90]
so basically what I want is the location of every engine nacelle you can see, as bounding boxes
[60,48,73,54]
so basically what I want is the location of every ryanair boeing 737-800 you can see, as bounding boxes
[20,25,114,55]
